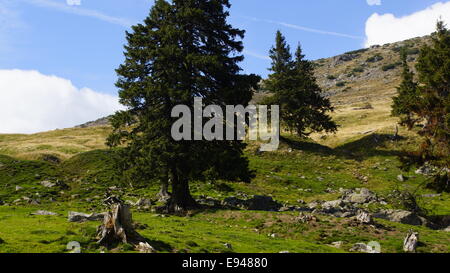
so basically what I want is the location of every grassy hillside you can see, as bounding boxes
[1,35,449,253]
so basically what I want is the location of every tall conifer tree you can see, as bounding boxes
[107,0,258,212]
[265,31,337,137]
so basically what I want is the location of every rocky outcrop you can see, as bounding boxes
[372,210,426,226]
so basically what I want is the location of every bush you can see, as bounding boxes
[352,67,364,73]
[382,62,401,71]
[366,54,384,63]
[327,75,336,80]
[345,48,369,55]
[336,81,346,87]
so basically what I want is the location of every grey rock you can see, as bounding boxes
[322,200,344,210]
[15,185,23,191]
[68,211,106,222]
[372,210,425,226]
[397,174,406,182]
[31,210,58,216]
[356,211,372,224]
[403,231,419,253]
[343,188,377,204]
[350,243,369,253]
[40,180,56,188]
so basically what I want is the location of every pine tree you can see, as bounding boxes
[107,0,258,212]
[392,21,450,191]
[391,47,420,129]
[265,32,337,137]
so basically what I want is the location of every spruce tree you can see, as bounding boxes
[265,32,337,137]
[391,47,420,129]
[392,21,450,191]
[107,0,258,212]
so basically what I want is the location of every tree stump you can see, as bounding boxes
[96,202,154,253]
[403,230,419,253]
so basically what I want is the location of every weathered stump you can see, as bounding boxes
[96,203,153,253]
[403,230,419,253]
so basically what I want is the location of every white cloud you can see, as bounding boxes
[367,0,381,6]
[66,0,81,6]
[0,69,123,134]
[365,1,450,47]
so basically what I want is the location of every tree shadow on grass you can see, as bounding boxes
[281,134,408,161]
[147,239,174,252]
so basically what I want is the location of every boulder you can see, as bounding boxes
[372,210,425,226]
[68,211,107,222]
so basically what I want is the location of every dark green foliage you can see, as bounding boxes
[336,81,346,87]
[352,67,364,73]
[366,54,384,63]
[326,75,336,80]
[392,21,450,191]
[392,47,420,128]
[264,31,337,137]
[382,62,401,71]
[107,0,257,212]
[345,48,369,55]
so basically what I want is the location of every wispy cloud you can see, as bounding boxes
[24,0,133,27]
[243,50,271,61]
[243,16,364,40]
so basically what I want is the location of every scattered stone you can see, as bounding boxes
[330,241,344,248]
[342,188,378,204]
[296,212,317,224]
[403,231,419,253]
[224,243,232,249]
[40,180,56,188]
[350,243,369,253]
[415,165,435,176]
[31,210,58,216]
[136,242,155,253]
[68,211,106,222]
[397,174,406,182]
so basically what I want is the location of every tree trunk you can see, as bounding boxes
[97,202,154,252]
[164,171,198,214]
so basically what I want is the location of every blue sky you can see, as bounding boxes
[1,0,449,133]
